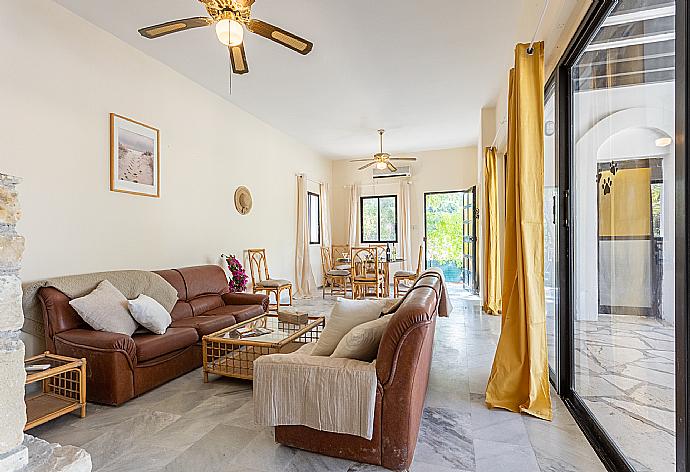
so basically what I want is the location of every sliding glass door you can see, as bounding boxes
[553,0,687,470]
[544,82,559,384]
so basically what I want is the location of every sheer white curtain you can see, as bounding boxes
[320,182,332,248]
[347,184,360,248]
[399,181,413,271]
[295,175,316,298]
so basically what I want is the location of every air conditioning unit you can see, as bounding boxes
[372,165,412,179]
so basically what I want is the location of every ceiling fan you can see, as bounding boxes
[137,0,313,75]
[351,130,418,172]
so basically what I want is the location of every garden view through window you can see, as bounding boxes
[361,195,397,243]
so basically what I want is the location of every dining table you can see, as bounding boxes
[336,256,405,298]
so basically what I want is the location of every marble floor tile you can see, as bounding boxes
[473,439,540,472]
[470,394,531,447]
[414,407,474,471]
[30,283,604,472]
[162,425,258,472]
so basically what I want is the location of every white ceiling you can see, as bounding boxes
[53,0,576,159]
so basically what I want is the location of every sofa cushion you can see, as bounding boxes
[170,315,237,337]
[132,327,198,362]
[256,279,291,288]
[206,304,264,323]
[176,265,229,300]
[154,269,187,301]
[189,295,225,316]
[170,301,193,321]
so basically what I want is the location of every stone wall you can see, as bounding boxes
[0,174,91,471]
[0,174,28,470]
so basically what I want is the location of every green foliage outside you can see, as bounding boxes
[425,193,464,265]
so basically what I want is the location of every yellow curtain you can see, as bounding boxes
[485,42,552,421]
[483,146,502,315]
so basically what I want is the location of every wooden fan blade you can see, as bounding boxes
[248,19,313,55]
[350,159,374,162]
[389,157,417,161]
[229,44,249,74]
[138,17,213,39]
[387,162,398,172]
[358,162,376,170]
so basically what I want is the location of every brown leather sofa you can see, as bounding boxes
[38,265,269,406]
[274,271,444,471]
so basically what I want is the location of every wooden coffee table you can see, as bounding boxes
[202,313,325,381]
[24,352,86,430]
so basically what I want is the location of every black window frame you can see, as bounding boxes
[360,195,399,244]
[307,191,320,245]
[547,0,690,471]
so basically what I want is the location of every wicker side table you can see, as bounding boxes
[24,351,86,430]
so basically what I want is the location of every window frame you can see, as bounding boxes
[360,194,399,244]
[307,191,320,245]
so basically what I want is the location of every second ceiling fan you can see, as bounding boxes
[138,0,313,75]
[351,130,418,172]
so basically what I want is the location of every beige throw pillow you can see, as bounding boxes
[69,280,138,336]
[331,314,392,362]
[310,298,388,357]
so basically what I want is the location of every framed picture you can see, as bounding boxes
[110,113,160,197]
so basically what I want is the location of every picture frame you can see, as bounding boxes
[110,113,160,197]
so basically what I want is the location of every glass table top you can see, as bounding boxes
[215,315,322,345]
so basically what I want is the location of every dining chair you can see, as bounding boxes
[247,248,293,311]
[393,245,424,297]
[331,244,351,270]
[351,247,385,299]
[321,246,351,298]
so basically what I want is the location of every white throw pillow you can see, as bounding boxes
[331,314,392,362]
[128,294,172,335]
[69,280,138,336]
[311,298,388,357]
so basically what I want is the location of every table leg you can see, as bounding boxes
[80,359,87,418]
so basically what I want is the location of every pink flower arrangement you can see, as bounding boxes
[225,254,248,293]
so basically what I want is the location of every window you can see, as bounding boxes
[308,192,320,245]
[360,195,397,243]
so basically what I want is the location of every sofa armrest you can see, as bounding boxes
[53,329,138,405]
[54,329,137,368]
[254,348,378,439]
[222,292,269,311]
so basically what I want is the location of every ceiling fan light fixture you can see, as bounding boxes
[376,162,388,170]
[655,136,673,147]
[216,19,244,46]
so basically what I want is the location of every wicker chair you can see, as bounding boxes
[351,247,385,299]
[394,245,424,297]
[320,247,350,298]
[331,245,351,271]
[247,248,292,311]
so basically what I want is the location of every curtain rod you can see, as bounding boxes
[344,181,412,188]
[295,173,324,186]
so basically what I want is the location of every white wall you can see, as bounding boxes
[331,147,478,271]
[0,1,332,348]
